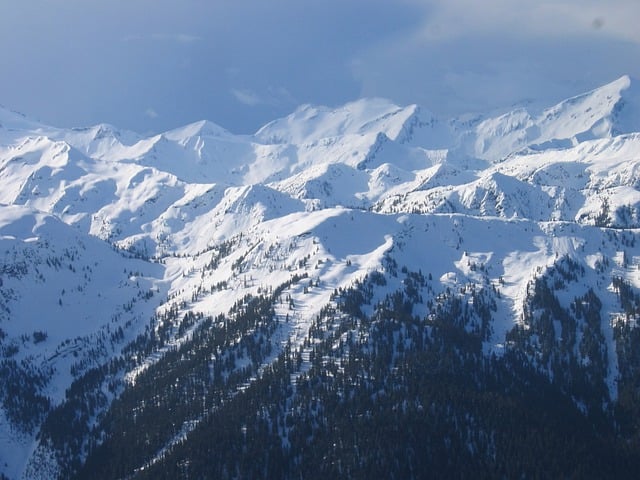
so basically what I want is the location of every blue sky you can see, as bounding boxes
[1,0,639,134]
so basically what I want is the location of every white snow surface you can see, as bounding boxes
[0,76,640,478]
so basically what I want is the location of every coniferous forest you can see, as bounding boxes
[28,257,640,479]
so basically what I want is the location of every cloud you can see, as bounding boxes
[409,0,640,44]
[145,108,159,119]
[231,87,297,108]
[231,89,263,107]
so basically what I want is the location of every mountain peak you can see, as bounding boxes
[540,74,640,139]
[254,98,415,145]
[601,74,632,92]
[163,119,232,142]
[0,104,45,132]
[470,74,640,161]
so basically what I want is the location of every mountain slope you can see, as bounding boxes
[0,205,165,479]
[471,75,640,161]
[0,76,640,479]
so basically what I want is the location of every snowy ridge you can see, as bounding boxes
[0,75,640,478]
[471,75,640,161]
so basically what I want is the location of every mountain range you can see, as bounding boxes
[1,75,640,478]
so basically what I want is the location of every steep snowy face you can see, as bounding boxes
[471,75,640,161]
[0,76,640,480]
[254,98,417,144]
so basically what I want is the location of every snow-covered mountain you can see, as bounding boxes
[1,76,640,479]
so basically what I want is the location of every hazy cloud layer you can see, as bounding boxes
[410,0,640,42]
[0,0,638,133]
